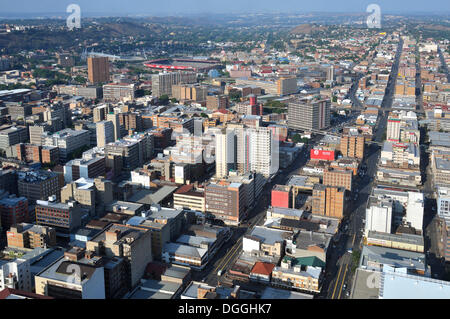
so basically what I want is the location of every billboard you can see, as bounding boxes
[310,149,335,161]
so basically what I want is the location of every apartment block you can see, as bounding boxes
[323,168,353,192]
[312,184,346,219]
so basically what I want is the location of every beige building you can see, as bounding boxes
[86,224,153,289]
[173,185,205,212]
[6,223,56,249]
[323,168,353,192]
[96,121,115,148]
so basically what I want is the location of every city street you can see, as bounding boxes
[319,38,403,299]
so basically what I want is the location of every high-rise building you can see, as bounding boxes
[288,97,330,131]
[106,113,121,142]
[205,181,245,226]
[103,83,135,101]
[17,170,61,203]
[29,124,52,146]
[0,196,29,231]
[172,84,207,103]
[105,140,140,171]
[42,129,90,163]
[96,121,115,148]
[34,248,107,299]
[387,114,402,142]
[61,177,113,217]
[151,72,197,98]
[340,131,365,159]
[0,126,28,151]
[206,95,229,111]
[323,168,353,192]
[86,224,153,289]
[35,200,82,234]
[93,105,110,123]
[118,113,144,134]
[215,128,236,179]
[277,77,298,96]
[63,156,106,183]
[312,184,346,219]
[365,197,393,235]
[87,57,110,84]
[271,185,292,209]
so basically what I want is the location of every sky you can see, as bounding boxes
[1,0,449,16]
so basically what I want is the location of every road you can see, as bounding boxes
[319,37,403,299]
[197,140,319,287]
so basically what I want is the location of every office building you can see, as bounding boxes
[271,185,292,209]
[42,129,90,162]
[35,200,83,234]
[340,131,365,159]
[323,168,353,192]
[35,248,106,299]
[7,223,56,249]
[173,185,206,213]
[17,170,61,202]
[0,126,28,151]
[288,97,330,131]
[312,184,346,219]
[64,156,105,183]
[205,181,245,226]
[151,72,197,98]
[86,224,153,289]
[365,197,393,235]
[0,196,29,231]
[88,57,110,84]
[96,121,115,148]
[103,83,135,102]
[206,95,229,111]
[172,84,207,103]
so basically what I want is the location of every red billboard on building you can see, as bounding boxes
[310,149,335,161]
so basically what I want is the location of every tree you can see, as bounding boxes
[159,94,169,105]
[74,75,86,84]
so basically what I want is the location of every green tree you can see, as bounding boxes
[159,94,169,105]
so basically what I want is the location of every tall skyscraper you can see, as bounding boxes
[106,112,121,142]
[215,126,278,178]
[340,131,365,159]
[387,113,402,142]
[93,105,109,123]
[96,121,115,148]
[87,56,110,84]
[288,97,331,131]
[215,128,236,178]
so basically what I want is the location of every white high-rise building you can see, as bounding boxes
[438,187,450,224]
[406,192,424,232]
[365,197,393,235]
[387,116,401,142]
[248,127,279,178]
[215,126,278,179]
[215,128,236,179]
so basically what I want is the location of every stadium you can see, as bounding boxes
[144,58,222,73]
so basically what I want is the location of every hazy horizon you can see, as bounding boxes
[1,0,450,18]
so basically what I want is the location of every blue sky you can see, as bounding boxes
[1,0,449,15]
